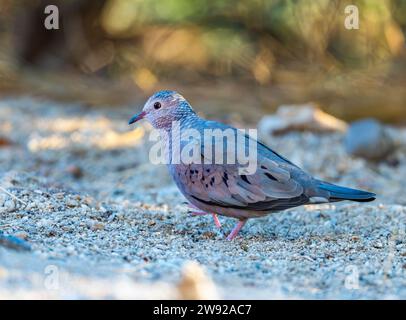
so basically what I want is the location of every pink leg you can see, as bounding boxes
[211,214,221,228]
[188,204,209,216]
[189,211,210,216]
[226,220,247,241]
[187,204,221,228]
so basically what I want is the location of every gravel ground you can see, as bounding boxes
[0,97,405,299]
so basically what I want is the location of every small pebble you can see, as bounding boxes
[88,221,105,231]
[66,165,84,179]
[14,231,29,240]
[66,199,79,207]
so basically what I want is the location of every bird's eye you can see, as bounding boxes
[153,102,161,110]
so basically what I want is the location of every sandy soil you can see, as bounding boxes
[0,97,405,299]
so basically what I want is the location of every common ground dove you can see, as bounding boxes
[129,90,375,240]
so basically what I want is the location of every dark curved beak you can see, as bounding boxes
[128,111,146,125]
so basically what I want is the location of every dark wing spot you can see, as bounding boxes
[205,184,209,188]
[240,175,251,184]
[265,173,278,181]
[222,175,229,187]
[261,165,267,170]
[209,176,215,186]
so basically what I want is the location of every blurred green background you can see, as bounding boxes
[0,0,405,123]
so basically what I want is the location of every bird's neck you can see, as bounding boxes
[179,112,200,129]
[159,113,201,158]
[155,112,200,133]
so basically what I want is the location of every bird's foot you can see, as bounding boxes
[226,220,247,241]
[187,204,221,228]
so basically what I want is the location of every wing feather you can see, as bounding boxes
[174,121,309,212]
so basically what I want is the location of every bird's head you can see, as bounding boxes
[128,90,195,130]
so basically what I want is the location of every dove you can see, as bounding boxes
[129,90,376,240]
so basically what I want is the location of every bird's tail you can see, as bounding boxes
[316,180,376,202]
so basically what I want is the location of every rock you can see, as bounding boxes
[91,221,105,231]
[87,220,105,231]
[372,241,384,249]
[344,119,396,160]
[66,165,84,179]
[0,198,16,213]
[0,232,31,252]
[176,261,219,299]
[258,103,347,136]
[0,137,12,147]
[54,192,65,199]
[14,231,29,240]
[66,199,79,207]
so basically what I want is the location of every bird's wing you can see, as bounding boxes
[202,120,300,167]
[175,124,308,211]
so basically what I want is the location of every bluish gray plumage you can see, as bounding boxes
[129,90,376,240]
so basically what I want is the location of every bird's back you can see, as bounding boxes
[168,116,374,219]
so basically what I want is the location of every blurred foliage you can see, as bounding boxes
[0,0,406,123]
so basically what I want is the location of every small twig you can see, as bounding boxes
[0,185,28,206]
